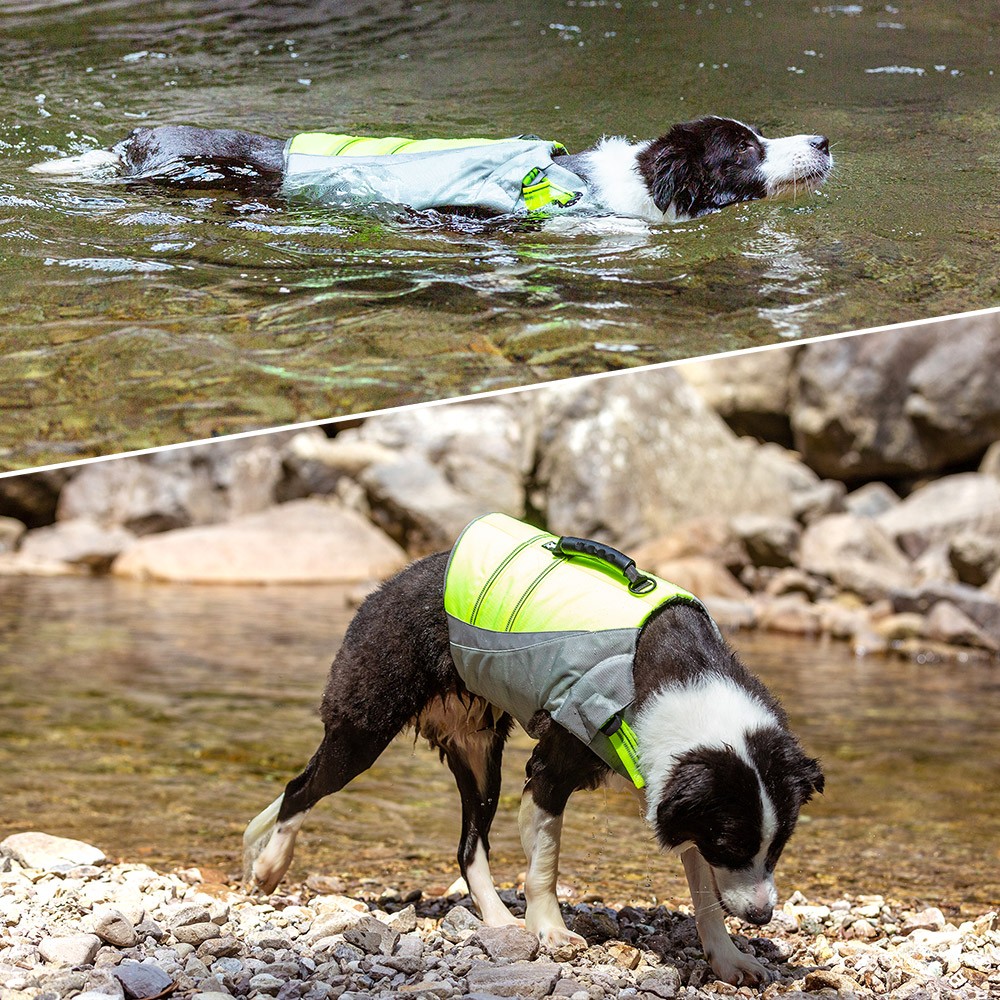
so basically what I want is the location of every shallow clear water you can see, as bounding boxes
[1,1,999,469]
[1,576,996,916]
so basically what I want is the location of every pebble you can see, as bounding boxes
[4,833,998,1000]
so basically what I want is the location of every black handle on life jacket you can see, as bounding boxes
[552,536,657,595]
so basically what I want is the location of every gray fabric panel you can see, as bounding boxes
[447,615,586,651]
[448,625,638,745]
[282,140,588,214]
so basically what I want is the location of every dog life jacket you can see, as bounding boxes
[444,513,715,787]
[282,132,587,214]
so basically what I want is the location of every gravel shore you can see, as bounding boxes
[1,833,997,1000]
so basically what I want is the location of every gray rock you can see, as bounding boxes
[439,905,484,943]
[680,347,798,445]
[384,904,417,934]
[948,531,1000,587]
[790,316,1000,479]
[198,935,240,960]
[730,514,800,568]
[571,908,619,943]
[844,482,901,519]
[0,515,26,554]
[112,498,406,584]
[470,925,539,963]
[878,474,1000,553]
[191,993,234,1000]
[799,513,914,600]
[1,831,106,870]
[166,904,211,929]
[93,909,139,949]
[306,908,366,942]
[891,582,1000,643]
[248,972,285,994]
[38,934,102,967]
[172,922,221,946]
[16,518,136,571]
[924,601,1000,652]
[637,966,681,998]
[111,961,174,999]
[342,915,399,955]
[466,959,561,998]
[533,369,815,549]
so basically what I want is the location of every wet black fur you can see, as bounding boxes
[273,551,823,911]
[635,117,770,218]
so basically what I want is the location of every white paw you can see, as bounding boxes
[535,925,587,953]
[709,948,776,986]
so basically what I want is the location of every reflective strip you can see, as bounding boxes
[522,166,582,211]
[603,716,646,788]
[287,132,504,158]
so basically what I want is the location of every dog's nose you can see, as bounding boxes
[810,135,830,156]
[744,904,773,926]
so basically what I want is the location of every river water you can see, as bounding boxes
[1,576,996,916]
[1,1,999,469]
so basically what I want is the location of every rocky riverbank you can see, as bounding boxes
[3,324,1000,662]
[1,833,996,1000]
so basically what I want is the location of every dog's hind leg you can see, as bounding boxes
[245,711,406,893]
[518,715,608,950]
[440,714,520,927]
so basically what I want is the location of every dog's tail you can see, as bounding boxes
[242,792,285,885]
[28,148,124,178]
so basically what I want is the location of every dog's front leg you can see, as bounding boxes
[681,847,774,986]
[518,785,586,951]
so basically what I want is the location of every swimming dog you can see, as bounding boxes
[242,519,824,986]
[31,116,832,223]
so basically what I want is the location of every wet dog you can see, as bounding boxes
[31,116,832,223]
[242,546,823,986]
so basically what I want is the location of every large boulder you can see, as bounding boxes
[679,346,798,445]
[877,474,1000,556]
[111,499,406,584]
[57,437,290,533]
[529,368,818,548]
[798,512,915,600]
[352,397,533,553]
[790,314,1000,479]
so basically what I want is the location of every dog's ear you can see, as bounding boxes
[640,124,706,217]
[655,759,715,849]
[798,756,825,802]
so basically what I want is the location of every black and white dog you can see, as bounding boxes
[242,550,823,986]
[31,116,832,223]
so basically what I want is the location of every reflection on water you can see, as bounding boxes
[1,0,999,467]
[0,576,997,915]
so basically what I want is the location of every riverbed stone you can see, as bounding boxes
[173,922,221,947]
[878,474,1000,554]
[948,530,1000,587]
[471,925,540,963]
[439,905,484,943]
[799,513,914,600]
[0,515,26,553]
[93,909,139,948]
[924,601,1000,652]
[844,481,901,519]
[466,959,561,998]
[38,934,102,968]
[730,514,801,568]
[111,498,407,584]
[1,831,106,870]
[342,915,399,955]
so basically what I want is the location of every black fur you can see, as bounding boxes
[636,117,769,218]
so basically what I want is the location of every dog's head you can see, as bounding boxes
[654,725,824,925]
[636,116,832,220]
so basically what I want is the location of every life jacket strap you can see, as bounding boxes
[601,713,645,788]
[521,165,582,212]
